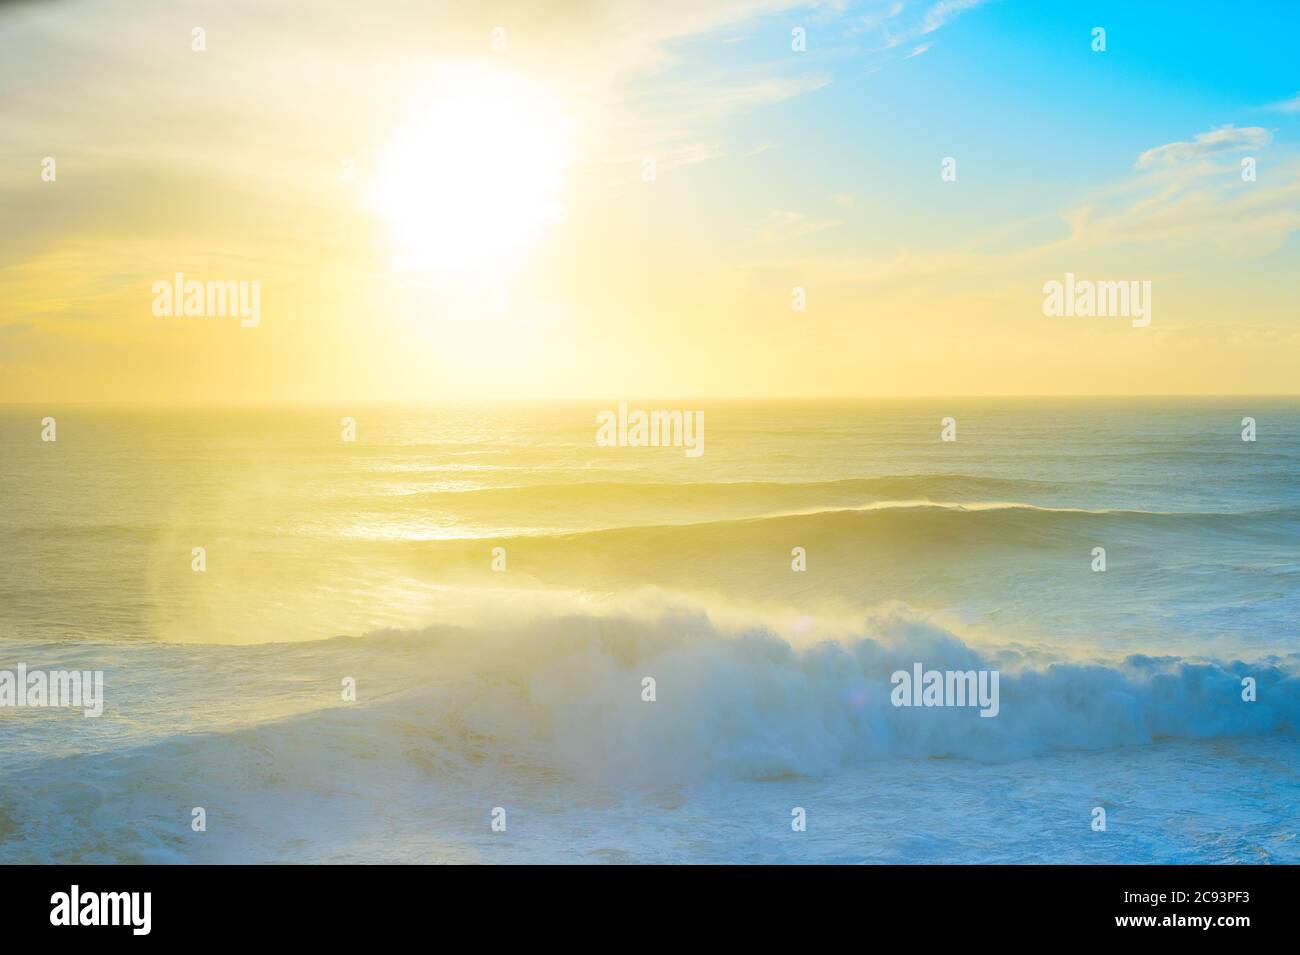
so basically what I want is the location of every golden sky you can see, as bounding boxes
[2,0,1298,402]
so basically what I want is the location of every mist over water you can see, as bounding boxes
[1,399,1297,862]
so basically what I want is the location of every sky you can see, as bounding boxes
[1,0,1298,402]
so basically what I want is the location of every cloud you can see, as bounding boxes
[741,122,1300,303]
[920,0,987,35]
[688,72,833,111]
[755,209,845,242]
[1064,155,1300,255]
[849,1,905,34]
[855,0,985,65]
[1041,126,1300,254]
[620,70,831,171]
[1265,92,1300,113]
[1135,125,1272,168]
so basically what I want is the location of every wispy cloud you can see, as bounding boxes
[618,69,831,172]
[920,0,988,35]
[855,0,986,66]
[690,72,834,111]
[1135,125,1272,168]
[1265,92,1300,113]
[744,122,1300,299]
[755,209,845,242]
[849,1,905,34]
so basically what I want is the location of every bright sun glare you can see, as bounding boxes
[370,65,573,274]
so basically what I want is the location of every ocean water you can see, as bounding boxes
[0,399,1297,863]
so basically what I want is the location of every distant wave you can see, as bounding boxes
[391,495,1300,552]
[358,473,1300,544]
[377,473,1067,505]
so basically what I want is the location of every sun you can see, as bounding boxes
[369,64,573,274]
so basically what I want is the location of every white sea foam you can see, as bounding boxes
[2,599,1296,863]
[353,604,1298,779]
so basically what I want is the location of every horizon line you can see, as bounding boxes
[3,393,1300,409]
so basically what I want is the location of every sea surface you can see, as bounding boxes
[0,399,1297,863]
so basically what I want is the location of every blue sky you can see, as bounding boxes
[653,0,1300,258]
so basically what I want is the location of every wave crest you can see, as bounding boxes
[353,605,1300,783]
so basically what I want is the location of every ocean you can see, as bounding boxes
[1,398,1297,863]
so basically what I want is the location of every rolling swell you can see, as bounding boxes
[405,498,1300,561]
[381,473,1067,504]
[391,500,1300,643]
